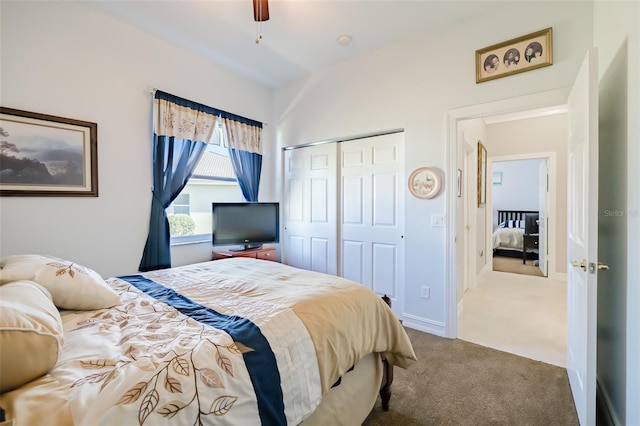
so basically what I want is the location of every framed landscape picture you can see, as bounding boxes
[476,28,553,83]
[0,107,98,196]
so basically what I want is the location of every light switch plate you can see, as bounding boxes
[431,215,445,227]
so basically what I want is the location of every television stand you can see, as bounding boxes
[229,244,263,252]
[212,246,278,262]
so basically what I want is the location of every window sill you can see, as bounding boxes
[170,235,211,247]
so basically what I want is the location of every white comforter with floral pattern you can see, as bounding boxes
[0,258,416,426]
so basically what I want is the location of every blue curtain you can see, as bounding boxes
[229,148,262,202]
[139,89,262,271]
[139,135,206,271]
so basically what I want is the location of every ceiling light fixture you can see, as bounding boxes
[337,35,352,47]
[253,0,269,44]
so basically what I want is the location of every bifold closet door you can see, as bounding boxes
[340,132,404,308]
[283,143,338,274]
[283,132,405,315]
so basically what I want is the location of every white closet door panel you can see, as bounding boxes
[283,144,337,274]
[287,235,306,270]
[373,144,398,164]
[288,179,304,222]
[342,240,364,285]
[310,237,330,274]
[288,155,304,172]
[311,178,329,223]
[311,153,329,170]
[373,173,397,227]
[342,149,365,167]
[372,243,396,297]
[342,176,364,224]
[339,133,404,318]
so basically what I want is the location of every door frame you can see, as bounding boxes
[462,135,476,292]
[445,88,570,338]
[486,152,557,279]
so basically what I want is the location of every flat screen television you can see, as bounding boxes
[212,202,279,251]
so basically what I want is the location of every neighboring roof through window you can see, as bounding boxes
[190,149,236,182]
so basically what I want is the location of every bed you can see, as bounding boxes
[0,255,416,426]
[492,210,539,259]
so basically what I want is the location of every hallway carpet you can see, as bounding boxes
[363,328,578,426]
[493,255,544,277]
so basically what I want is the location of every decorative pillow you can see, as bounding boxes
[498,220,524,229]
[0,255,120,310]
[0,280,64,393]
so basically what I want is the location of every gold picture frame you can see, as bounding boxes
[476,27,552,84]
[477,141,487,206]
[0,107,98,196]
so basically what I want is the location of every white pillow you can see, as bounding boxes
[0,255,120,310]
[498,220,524,229]
[0,280,64,393]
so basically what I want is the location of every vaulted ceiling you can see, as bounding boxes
[86,0,505,88]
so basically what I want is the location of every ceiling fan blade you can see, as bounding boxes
[253,0,270,22]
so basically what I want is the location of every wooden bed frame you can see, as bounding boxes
[380,294,394,411]
[494,210,539,260]
[497,209,538,223]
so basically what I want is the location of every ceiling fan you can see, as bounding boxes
[253,0,269,43]
[253,0,269,22]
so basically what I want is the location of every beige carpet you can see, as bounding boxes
[458,271,566,368]
[493,255,544,277]
[363,328,578,426]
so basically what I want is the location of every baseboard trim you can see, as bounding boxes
[402,314,446,337]
[597,377,620,426]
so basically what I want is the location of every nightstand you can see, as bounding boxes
[523,234,539,264]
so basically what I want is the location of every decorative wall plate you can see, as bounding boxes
[408,167,441,199]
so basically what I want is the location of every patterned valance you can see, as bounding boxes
[154,91,219,143]
[221,117,262,155]
[153,90,263,151]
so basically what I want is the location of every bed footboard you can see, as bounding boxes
[380,294,394,411]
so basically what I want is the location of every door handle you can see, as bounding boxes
[570,259,587,271]
[597,262,610,270]
[465,225,471,231]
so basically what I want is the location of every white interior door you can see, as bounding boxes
[340,133,404,315]
[538,159,548,276]
[283,144,338,274]
[567,48,598,426]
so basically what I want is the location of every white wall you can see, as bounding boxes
[491,159,542,228]
[0,2,273,277]
[274,2,593,333]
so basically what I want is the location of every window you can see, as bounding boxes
[170,193,190,215]
[167,124,243,244]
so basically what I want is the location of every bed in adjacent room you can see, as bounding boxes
[492,210,539,259]
[0,255,416,426]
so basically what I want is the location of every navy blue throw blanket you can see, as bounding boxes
[118,275,286,425]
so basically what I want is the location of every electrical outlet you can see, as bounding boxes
[421,286,430,299]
